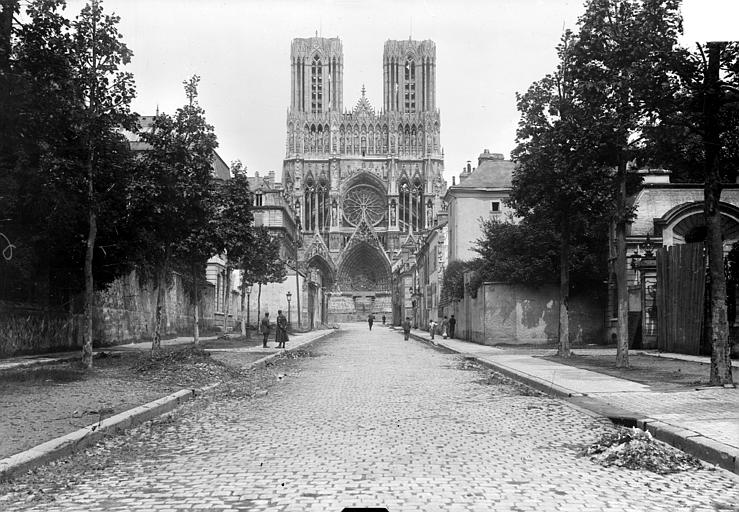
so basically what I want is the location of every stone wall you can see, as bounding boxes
[442,281,604,346]
[0,270,218,357]
[0,302,82,357]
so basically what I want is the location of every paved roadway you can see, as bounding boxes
[11,324,739,511]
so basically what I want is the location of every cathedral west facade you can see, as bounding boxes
[283,36,446,325]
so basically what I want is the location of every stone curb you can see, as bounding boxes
[0,388,196,482]
[401,328,739,475]
[0,329,338,482]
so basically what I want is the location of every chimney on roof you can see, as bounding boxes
[478,149,504,165]
[459,161,472,183]
[452,176,456,186]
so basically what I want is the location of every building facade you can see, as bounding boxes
[608,169,739,354]
[444,149,516,263]
[283,36,447,324]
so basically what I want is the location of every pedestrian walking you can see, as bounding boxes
[260,312,271,348]
[429,318,437,340]
[441,316,449,339]
[402,316,412,340]
[382,315,386,325]
[276,310,289,349]
[448,315,457,339]
[368,313,375,331]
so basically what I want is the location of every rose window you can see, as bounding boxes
[343,185,386,226]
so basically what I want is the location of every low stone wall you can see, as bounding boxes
[0,270,218,357]
[443,281,604,346]
[0,303,82,357]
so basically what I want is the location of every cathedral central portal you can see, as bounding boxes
[284,36,446,324]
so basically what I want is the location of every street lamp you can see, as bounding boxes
[245,284,253,337]
[286,291,292,330]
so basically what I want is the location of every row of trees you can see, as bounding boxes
[0,0,285,368]
[465,0,737,385]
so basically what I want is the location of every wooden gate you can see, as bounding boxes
[656,243,705,354]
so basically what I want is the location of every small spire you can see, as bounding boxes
[361,84,366,98]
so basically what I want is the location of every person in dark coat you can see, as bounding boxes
[260,312,271,348]
[402,317,412,340]
[448,315,457,339]
[382,315,386,325]
[276,310,289,349]
[368,313,375,330]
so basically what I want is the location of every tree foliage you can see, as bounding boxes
[440,260,468,303]
[129,76,217,352]
[0,0,136,300]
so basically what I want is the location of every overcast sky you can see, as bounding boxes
[66,0,738,184]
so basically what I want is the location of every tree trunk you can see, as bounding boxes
[0,0,16,71]
[704,42,733,386]
[152,265,166,353]
[222,262,231,334]
[193,297,200,345]
[81,0,99,370]
[615,156,630,368]
[257,282,262,323]
[240,282,246,336]
[558,215,571,357]
[295,258,301,328]
[82,208,96,369]
[191,261,200,345]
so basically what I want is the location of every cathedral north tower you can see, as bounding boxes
[290,37,343,114]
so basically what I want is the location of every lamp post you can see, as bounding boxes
[286,291,292,331]
[245,284,253,338]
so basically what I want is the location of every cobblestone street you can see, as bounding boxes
[6,324,739,511]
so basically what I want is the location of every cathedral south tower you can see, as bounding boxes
[284,36,446,326]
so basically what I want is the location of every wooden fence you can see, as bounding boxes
[656,243,705,355]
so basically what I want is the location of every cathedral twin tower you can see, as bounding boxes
[284,36,445,312]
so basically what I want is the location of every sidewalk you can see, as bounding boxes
[0,329,328,372]
[395,325,739,475]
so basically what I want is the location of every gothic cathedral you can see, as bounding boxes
[283,36,446,324]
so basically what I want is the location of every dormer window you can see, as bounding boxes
[255,190,263,207]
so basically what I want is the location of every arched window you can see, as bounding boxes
[311,54,322,114]
[404,58,416,112]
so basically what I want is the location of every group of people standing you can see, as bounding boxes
[260,310,289,349]
[397,315,455,341]
[428,315,456,340]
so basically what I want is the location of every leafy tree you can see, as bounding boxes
[700,43,738,385]
[71,0,138,367]
[568,0,684,366]
[440,260,469,304]
[644,42,739,384]
[240,228,287,322]
[510,30,615,357]
[129,76,217,353]
[471,217,559,287]
[0,0,136,368]
[211,160,254,334]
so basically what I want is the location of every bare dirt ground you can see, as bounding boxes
[540,353,712,391]
[0,344,271,460]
